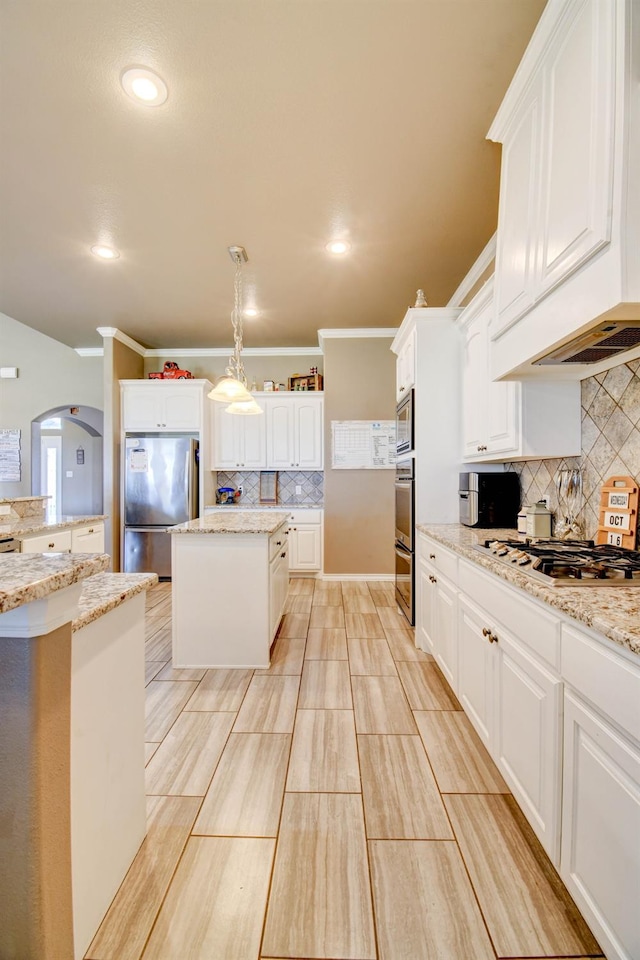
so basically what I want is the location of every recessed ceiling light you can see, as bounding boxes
[326,239,351,255]
[91,244,120,260]
[244,308,259,318]
[121,67,168,106]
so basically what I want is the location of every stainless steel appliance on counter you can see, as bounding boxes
[123,435,199,578]
[459,471,520,528]
[395,457,414,624]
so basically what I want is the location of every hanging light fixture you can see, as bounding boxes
[208,246,262,414]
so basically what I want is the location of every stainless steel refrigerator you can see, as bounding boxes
[123,435,199,578]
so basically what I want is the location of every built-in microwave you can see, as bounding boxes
[396,390,414,455]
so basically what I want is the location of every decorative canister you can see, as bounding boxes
[525,501,552,538]
[517,508,528,535]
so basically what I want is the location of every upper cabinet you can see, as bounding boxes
[488,0,640,379]
[461,278,581,462]
[121,381,212,432]
[211,397,267,470]
[209,392,324,472]
[266,394,324,470]
[395,328,415,401]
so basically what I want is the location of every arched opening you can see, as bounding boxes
[32,405,103,519]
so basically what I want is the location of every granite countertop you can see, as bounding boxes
[170,511,289,535]
[0,514,107,538]
[205,503,323,511]
[0,495,50,503]
[73,572,158,632]
[0,553,110,615]
[418,524,640,657]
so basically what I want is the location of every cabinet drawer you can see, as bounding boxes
[562,624,640,743]
[418,534,457,583]
[459,559,560,669]
[269,524,288,561]
[289,509,322,524]
[71,523,105,554]
[20,529,72,553]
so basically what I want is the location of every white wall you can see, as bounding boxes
[0,313,103,498]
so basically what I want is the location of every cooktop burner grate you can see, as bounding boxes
[477,538,640,586]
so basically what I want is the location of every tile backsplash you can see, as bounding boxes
[214,471,324,506]
[507,359,640,540]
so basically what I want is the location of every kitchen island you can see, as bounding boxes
[170,510,289,668]
[0,553,157,960]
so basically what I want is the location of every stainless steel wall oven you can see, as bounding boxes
[395,457,414,624]
[396,390,414,456]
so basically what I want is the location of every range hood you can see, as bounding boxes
[534,320,640,365]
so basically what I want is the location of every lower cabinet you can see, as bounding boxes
[18,522,105,555]
[457,596,495,748]
[71,522,105,554]
[288,509,323,573]
[269,537,289,640]
[561,689,640,960]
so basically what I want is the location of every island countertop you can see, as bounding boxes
[170,511,289,535]
[0,514,107,538]
[73,572,158,632]
[417,523,640,657]
[0,552,110,615]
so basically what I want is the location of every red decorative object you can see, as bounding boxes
[148,361,193,380]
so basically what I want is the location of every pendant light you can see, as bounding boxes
[208,246,262,412]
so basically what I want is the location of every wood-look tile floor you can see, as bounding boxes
[86,579,603,960]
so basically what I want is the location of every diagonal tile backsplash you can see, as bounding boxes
[507,359,640,541]
[214,470,324,506]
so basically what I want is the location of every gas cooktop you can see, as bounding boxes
[475,538,640,587]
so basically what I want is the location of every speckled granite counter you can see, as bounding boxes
[72,572,158,632]
[0,552,110,614]
[205,503,323,511]
[170,511,289,535]
[417,524,640,657]
[0,513,106,538]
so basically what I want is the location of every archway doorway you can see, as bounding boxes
[32,405,103,519]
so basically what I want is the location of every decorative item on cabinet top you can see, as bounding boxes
[148,361,194,380]
[288,372,323,391]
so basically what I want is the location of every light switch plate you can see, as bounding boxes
[66,470,73,478]
[295,485,302,494]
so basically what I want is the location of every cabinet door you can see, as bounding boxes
[396,330,416,401]
[211,402,240,469]
[289,524,321,571]
[71,523,105,554]
[240,400,267,469]
[266,399,295,469]
[561,689,640,960]
[486,380,519,455]
[457,597,494,747]
[295,398,323,469]
[493,85,542,336]
[537,0,614,298]
[162,389,202,430]
[417,563,435,655]
[462,316,488,458]
[494,629,562,862]
[269,547,289,640]
[122,388,163,431]
[432,574,457,691]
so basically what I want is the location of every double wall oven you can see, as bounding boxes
[395,455,414,625]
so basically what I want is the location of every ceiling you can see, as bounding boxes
[0,0,546,350]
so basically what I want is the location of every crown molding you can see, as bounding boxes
[144,346,323,358]
[96,327,147,356]
[447,233,496,309]
[74,347,104,357]
[317,328,398,350]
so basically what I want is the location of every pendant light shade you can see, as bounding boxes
[208,376,252,403]
[207,246,263,414]
[224,398,263,415]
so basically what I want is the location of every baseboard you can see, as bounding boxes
[320,573,394,582]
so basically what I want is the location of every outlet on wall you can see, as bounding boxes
[238,484,243,495]
[295,485,302,495]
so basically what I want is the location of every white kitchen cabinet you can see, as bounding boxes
[19,529,72,553]
[417,562,435,655]
[121,381,207,432]
[417,534,458,687]
[395,327,415,401]
[288,509,323,573]
[266,395,323,470]
[487,0,639,378]
[210,397,266,470]
[457,596,495,748]
[269,533,290,639]
[460,277,581,462]
[559,621,640,960]
[71,522,105,554]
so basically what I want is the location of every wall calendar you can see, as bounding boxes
[331,420,396,469]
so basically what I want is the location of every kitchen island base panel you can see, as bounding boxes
[171,530,287,669]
